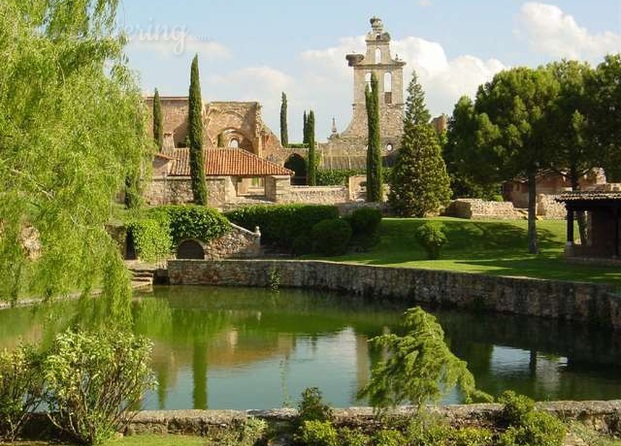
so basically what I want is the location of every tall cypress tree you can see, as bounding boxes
[307,110,316,186]
[153,88,164,151]
[303,110,309,145]
[388,70,450,216]
[365,73,383,202]
[280,92,288,148]
[188,54,208,205]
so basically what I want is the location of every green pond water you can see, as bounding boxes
[1,285,621,410]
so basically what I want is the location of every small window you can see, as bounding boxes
[228,139,239,148]
[375,48,382,64]
[364,72,372,90]
[386,143,394,152]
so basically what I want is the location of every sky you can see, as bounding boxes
[118,0,621,141]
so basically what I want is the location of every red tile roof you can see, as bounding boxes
[168,148,293,177]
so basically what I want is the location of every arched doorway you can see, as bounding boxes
[284,154,307,185]
[177,239,206,259]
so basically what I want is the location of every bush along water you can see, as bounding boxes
[345,207,382,250]
[415,221,448,259]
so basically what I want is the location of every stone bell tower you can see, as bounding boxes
[337,17,406,147]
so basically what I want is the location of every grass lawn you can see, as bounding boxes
[310,217,621,289]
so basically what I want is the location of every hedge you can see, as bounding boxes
[224,204,339,250]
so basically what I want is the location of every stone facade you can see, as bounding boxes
[276,186,349,205]
[168,260,621,329]
[143,176,232,207]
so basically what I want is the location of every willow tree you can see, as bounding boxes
[188,55,208,205]
[307,110,317,186]
[365,73,383,202]
[0,0,150,317]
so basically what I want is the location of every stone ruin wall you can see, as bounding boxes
[445,195,567,220]
[143,177,232,207]
[204,223,261,259]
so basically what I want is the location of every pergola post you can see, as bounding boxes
[566,204,574,247]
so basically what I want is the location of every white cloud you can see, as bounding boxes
[516,2,621,59]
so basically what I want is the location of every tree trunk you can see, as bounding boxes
[527,172,539,254]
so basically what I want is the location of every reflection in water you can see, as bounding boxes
[1,286,621,409]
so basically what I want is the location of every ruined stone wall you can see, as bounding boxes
[444,199,524,220]
[143,177,232,208]
[276,186,349,205]
[168,260,621,329]
[537,194,566,219]
[204,224,260,259]
[145,97,190,148]
[204,102,262,154]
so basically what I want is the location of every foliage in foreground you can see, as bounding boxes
[0,0,151,306]
[0,345,44,442]
[311,218,353,256]
[358,306,491,413]
[43,330,156,445]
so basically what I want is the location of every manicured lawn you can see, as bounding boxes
[312,217,621,289]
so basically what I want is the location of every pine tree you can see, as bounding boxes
[389,70,450,216]
[307,110,316,185]
[303,110,309,145]
[280,92,288,148]
[153,88,164,151]
[365,73,383,202]
[188,54,208,205]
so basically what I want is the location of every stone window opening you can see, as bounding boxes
[365,72,372,90]
[384,72,392,104]
[386,143,393,152]
[228,138,240,148]
[375,47,382,64]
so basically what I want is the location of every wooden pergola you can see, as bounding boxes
[557,191,621,258]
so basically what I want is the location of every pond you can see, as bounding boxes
[1,285,621,410]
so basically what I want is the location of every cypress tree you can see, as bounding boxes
[188,54,208,205]
[388,70,450,216]
[307,110,316,185]
[280,92,288,147]
[303,110,309,145]
[153,88,164,151]
[365,73,383,202]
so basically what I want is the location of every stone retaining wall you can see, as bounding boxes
[167,260,621,329]
[445,199,524,220]
[124,400,620,436]
[277,185,349,204]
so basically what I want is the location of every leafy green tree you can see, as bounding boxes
[153,88,164,151]
[188,54,208,205]
[588,54,621,181]
[444,96,501,199]
[468,67,559,254]
[544,60,595,243]
[358,307,490,413]
[307,110,317,185]
[280,92,288,148]
[389,71,450,216]
[365,73,383,202]
[0,0,149,314]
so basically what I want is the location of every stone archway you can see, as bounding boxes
[284,153,307,185]
[177,239,206,259]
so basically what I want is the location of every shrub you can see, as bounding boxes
[415,222,447,260]
[453,427,494,446]
[298,387,334,424]
[225,204,339,250]
[292,234,314,256]
[298,420,338,446]
[405,413,453,445]
[311,218,352,256]
[339,427,371,446]
[0,344,44,442]
[498,391,566,446]
[151,205,230,244]
[347,208,382,250]
[316,169,365,186]
[127,218,172,263]
[372,429,406,446]
[43,329,156,445]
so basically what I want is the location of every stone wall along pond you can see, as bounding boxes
[168,259,621,329]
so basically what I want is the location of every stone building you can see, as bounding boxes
[320,17,406,170]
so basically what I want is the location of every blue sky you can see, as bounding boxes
[118,0,621,140]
